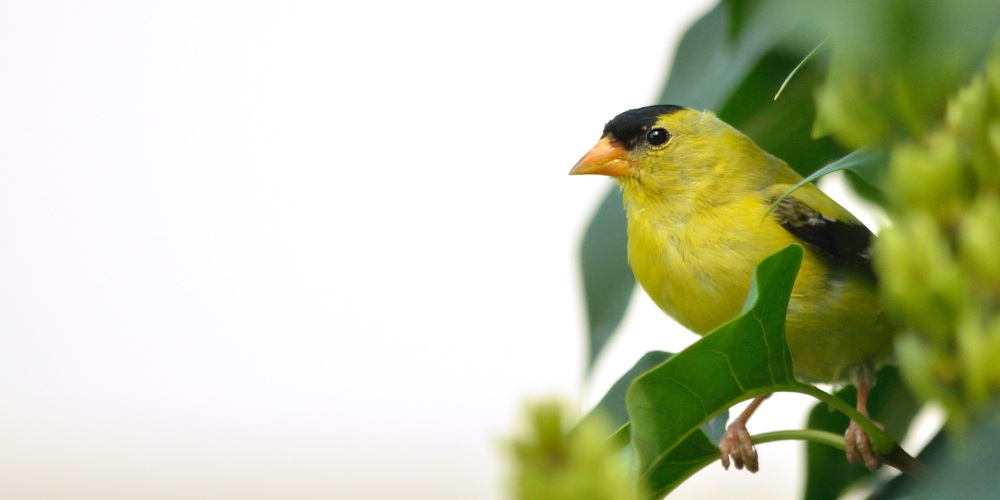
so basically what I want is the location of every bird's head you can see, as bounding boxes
[570,104,688,178]
[570,105,778,203]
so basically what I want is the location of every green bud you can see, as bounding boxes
[959,194,1000,283]
[896,333,951,406]
[813,52,889,149]
[984,315,1000,389]
[880,39,1000,421]
[947,76,999,189]
[987,39,1000,110]
[988,122,1000,182]
[876,214,966,341]
[957,310,989,405]
[947,75,990,138]
[889,132,969,217]
[508,400,636,500]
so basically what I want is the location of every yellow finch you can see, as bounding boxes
[570,105,893,472]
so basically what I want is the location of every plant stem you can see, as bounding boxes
[785,383,895,454]
[751,429,846,450]
[779,383,928,477]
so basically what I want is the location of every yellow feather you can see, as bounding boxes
[615,109,892,382]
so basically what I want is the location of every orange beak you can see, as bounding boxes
[569,137,635,177]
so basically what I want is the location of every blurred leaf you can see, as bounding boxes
[627,245,804,499]
[716,47,845,177]
[811,0,1000,147]
[584,351,674,434]
[803,148,889,192]
[769,148,889,213]
[868,429,948,500]
[700,407,730,446]
[844,169,886,207]
[580,187,634,372]
[869,412,1000,500]
[803,367,921,500]
[658,1,795,112]
[722,0,761,41]
[913,416,1000,500]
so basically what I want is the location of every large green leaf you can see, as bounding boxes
[868,429,948,500]
[580,187,634,372]
[868,413,1000,500]
[627,245,804,499]
[657,1,795,112]
[716,48,846,177]
[582,351,729,446]
[578,350,731,499]
[802,367,920,500]
[722,0,761,40]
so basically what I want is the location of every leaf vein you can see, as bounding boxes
[667,377,709,418]
[754,311,777,385]
[710,349,747,392]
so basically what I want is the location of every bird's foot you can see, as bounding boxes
[845,419,886,470]
[720,420,758,473]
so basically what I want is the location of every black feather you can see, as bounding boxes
[772,196,876,280]
[603,105,685,150]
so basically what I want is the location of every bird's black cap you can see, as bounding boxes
[603,105,685,150]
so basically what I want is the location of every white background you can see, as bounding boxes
[0,1,932,499]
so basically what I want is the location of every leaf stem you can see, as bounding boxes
[784,383,895,454]
[751,429,845,451]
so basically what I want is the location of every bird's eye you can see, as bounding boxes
[646,128,670,146]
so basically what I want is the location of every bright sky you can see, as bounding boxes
[0,1,938,499]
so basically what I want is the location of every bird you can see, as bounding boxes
[569,105,894,473]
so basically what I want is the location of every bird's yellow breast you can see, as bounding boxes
[626,190,805,333]
[623,185,892,382]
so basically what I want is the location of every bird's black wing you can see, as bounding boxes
[772,196,876,280]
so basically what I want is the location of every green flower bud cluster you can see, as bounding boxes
[875,43,1000,425]
[506,400,638,500]
[813,51,892,149]
[810,0,1000,151]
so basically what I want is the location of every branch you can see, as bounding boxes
[767,383,930,477]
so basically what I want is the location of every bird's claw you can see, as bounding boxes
[845,420,885,471]
[719,420,758,473]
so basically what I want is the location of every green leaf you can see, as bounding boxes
[803,367,921,500]
[584,351,674,435]
[868,429,948,500]
[722,0,760,41]
[580,187,635,373]
[627,244,804,499]
[657,1,794,112]
[767,147,889,216]
[581,351,730,447]
[639,431,722,498]
[661,0,843,177]
[910,417,1000,499]
[578,351,729,500]
[774,39,827,101]
[714,47,845,178]
[810,0,1000,147]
